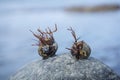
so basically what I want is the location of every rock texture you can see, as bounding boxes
[10,53,120,80]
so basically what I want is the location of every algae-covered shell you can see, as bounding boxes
[38,42,58,59]
[31,24,58,59]
[71,41,91,59]
[79,41,91,59]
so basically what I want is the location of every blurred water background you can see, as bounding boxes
[0,0,120,80]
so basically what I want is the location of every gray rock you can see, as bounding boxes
[10,53,120,80]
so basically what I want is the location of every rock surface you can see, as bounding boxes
[10,53,120,80]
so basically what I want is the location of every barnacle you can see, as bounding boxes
[66,27,91,60]
[30,24,58,59]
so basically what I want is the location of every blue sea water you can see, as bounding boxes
[0,0,120,80]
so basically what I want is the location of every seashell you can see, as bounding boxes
[30,24,58,59]
[66,27,91,60]
[71,41,91,59]
[38,42,58,59]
